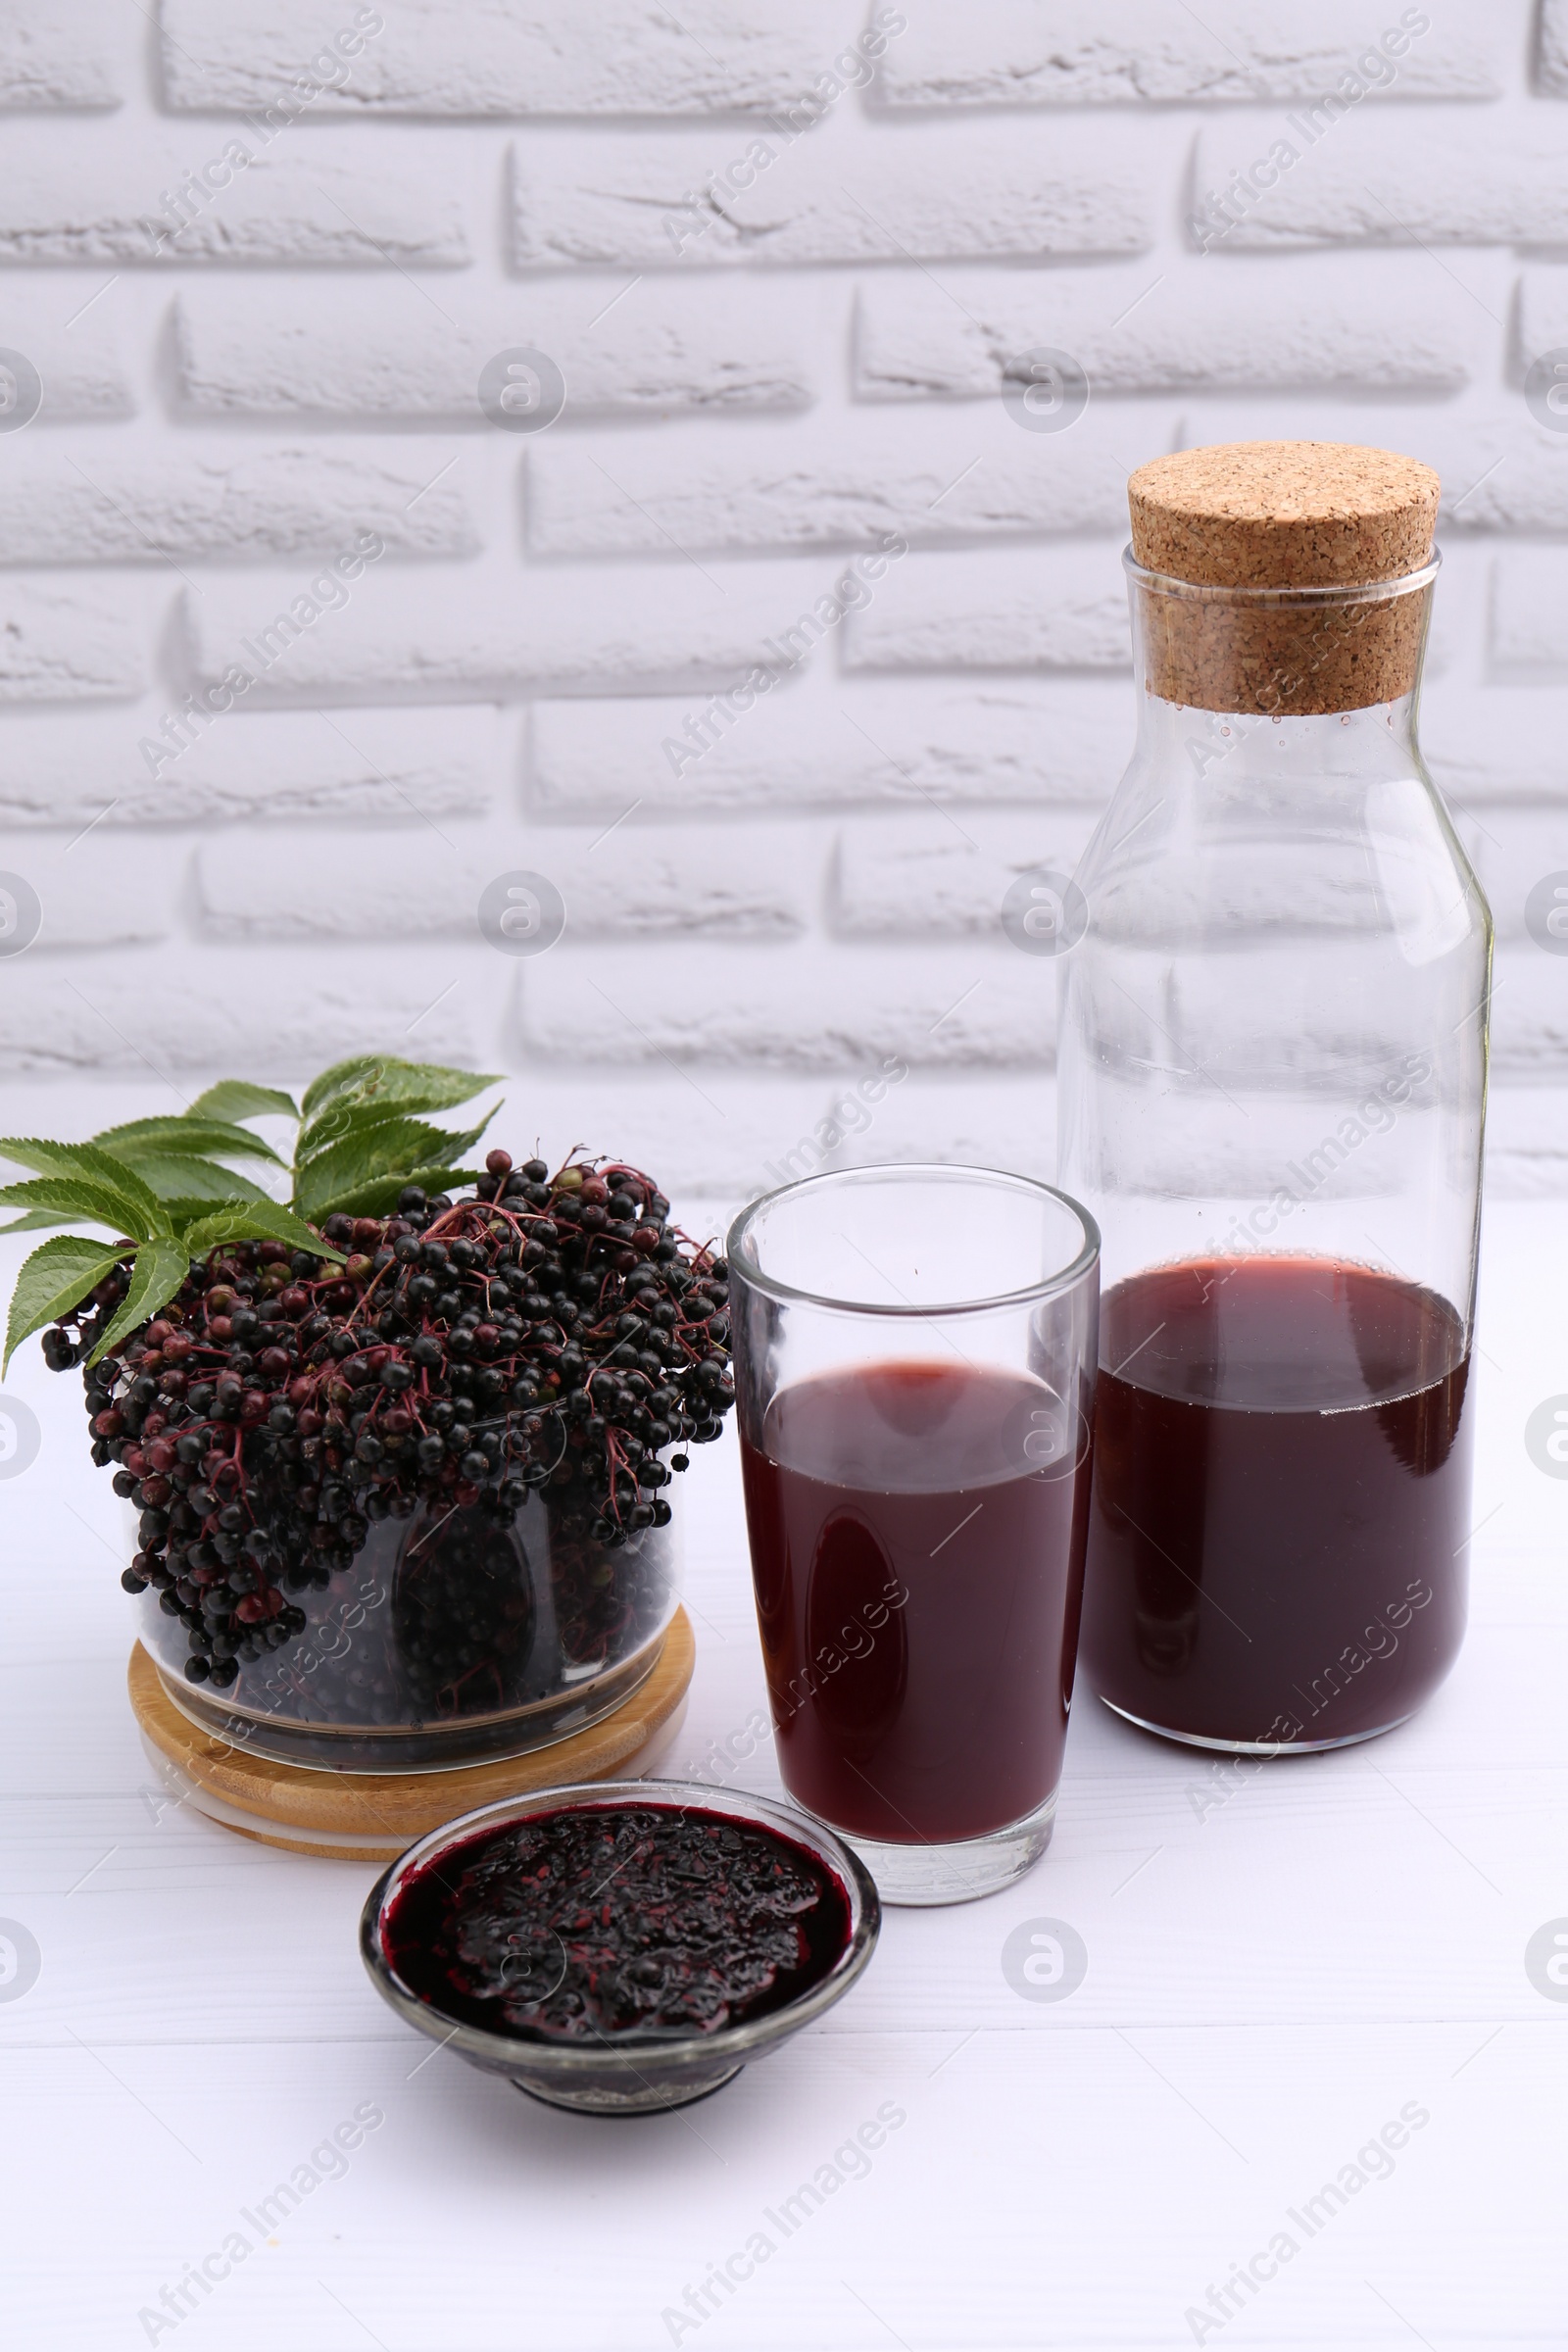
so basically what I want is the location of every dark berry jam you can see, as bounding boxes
[384,1803,852,2041]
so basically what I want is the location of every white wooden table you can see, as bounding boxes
[1,1199,1562,2351]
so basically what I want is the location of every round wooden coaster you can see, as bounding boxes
[129,1607,696,1863]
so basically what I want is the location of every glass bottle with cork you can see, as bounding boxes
[1056,441,1491,1753]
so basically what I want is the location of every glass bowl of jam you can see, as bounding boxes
[360,1781,881,2113]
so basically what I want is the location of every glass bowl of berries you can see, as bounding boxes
[6,1059,734,1773]
[360,1781,881,2113]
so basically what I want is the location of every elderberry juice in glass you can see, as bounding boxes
[729,1166,1099,1906]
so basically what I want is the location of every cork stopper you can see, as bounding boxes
[1126,441,1440,716]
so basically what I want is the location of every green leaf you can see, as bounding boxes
[297,1096,438,1162]
[0,1209,73,1234]
[0,1175,151,1237]
[95,1117,286,1167]
[293,1100,376,1168]
[89,1237,190,1365]
[300,1055,500,1124]
[158,1197,263,1227]
[0,1136,111,1179]
[4,1235,129,1371]
[299,1056,383,1121]
[174,1201,344,1263]
[0,1138,169,1238]
[112,1154,271,1205]
[318,1165,480,1219]
[295,1099,501,1178]
[185,1080,300,1125]
[292,1115,491,1220]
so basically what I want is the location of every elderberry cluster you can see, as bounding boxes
[42,1152,734,1692]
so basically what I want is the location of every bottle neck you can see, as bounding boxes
[1125,554,1436,787]
[1131,687,1422,795]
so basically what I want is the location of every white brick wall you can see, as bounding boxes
[855,258,1479,399]
[159,1,854,118]
[173,282,818,420]
[0,4,126,108]
[510,122,1156,269]
[524,414,1132,555]
[0,585,144,701]
[0,0,1566,1203]
[872,0,1500,105]
[844,549,1128,671]
[1190,114,1568,248]
[0,438,475,563]
[0,127,471,265]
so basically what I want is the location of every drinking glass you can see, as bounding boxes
[728,1164,1099,1906]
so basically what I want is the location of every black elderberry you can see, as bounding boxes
[54,1148,734,1689]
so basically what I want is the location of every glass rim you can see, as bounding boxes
[725,1161,1101,1319]
[1123,544,1441,609]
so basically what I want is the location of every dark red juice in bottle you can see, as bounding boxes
[739,1361,1093,1844]
[1081,1256,1471,1748]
